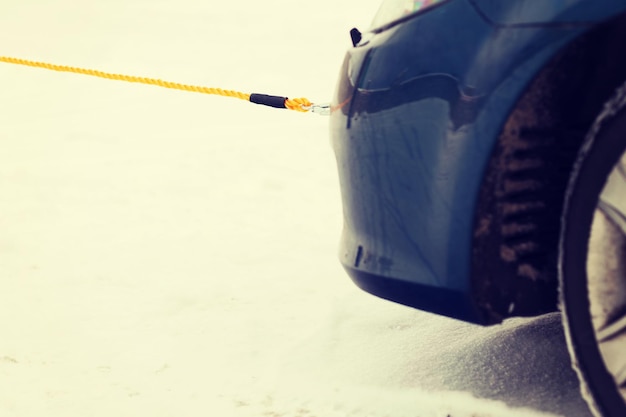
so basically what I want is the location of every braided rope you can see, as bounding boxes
[0,56,313,112]
[285,97,312,112]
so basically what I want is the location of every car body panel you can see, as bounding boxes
[469,0,626,26]
[330,0,626,323]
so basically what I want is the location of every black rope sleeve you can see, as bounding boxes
[249,93,287,109]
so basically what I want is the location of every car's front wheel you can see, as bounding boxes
[560,81,626,417]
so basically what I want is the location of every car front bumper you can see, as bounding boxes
[329,0,606,323]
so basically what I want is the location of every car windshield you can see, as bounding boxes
[371,0,445,28]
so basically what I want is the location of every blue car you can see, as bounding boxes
[330,1,626,415]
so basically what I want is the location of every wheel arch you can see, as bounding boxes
[470,11,626,324]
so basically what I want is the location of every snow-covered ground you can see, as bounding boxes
[0,1,593,416]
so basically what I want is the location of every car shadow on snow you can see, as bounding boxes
[432,313,591,417]
[269,294,593,417]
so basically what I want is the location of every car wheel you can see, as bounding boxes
[560,81,626,417]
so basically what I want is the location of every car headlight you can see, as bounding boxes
[371,0,447,29]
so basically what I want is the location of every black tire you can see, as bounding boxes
[560,81,626,417]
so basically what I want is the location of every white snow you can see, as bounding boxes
[0,1,593,416]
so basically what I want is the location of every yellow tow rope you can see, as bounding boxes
[0,56,328,114]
